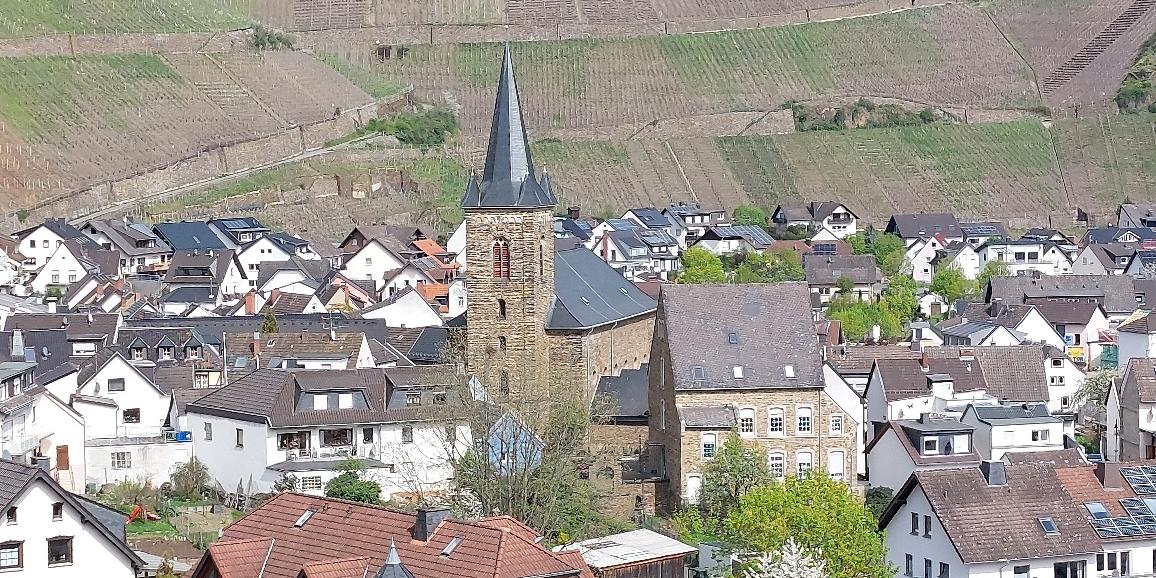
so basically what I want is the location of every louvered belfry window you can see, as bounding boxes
[492,239,511,278]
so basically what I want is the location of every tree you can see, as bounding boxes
[929,267,970,304]
[846,232,869,255]
[976,260,1010,292]
[324,459,382,505]
[169,457,210,500]
[261,309,279,333]
[1074,370,1118,408]
[733,205,769,228]
[766,250,804,282]
[869,233,906,277]
[700,434,771,519]
[679,247,726,284]
[726,475,893,578]
[746,538,829,578]
[733,252,771,284]
[864,487,894,520]
[881,275,919,321]
[826,299,902,342]
[835,275,854,295]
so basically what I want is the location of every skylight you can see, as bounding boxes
[1038,517,1059,535]
[441,536,463,556]
[691,366,705,380]
[784,365,796,378]
[294,509,315,528]
[727,332,738,345]
[1085,502,1110,520]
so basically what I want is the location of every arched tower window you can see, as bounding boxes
[499,371,510,394]
[497,299,507,319]
[492,239,511,279]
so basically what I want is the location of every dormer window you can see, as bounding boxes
[406,393,421,407]
[131,347,145,360]
[159,347,172,360]
[187,346,201,359]
[691,366,705,380]
[923,437,939,455]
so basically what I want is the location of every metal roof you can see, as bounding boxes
[560,529,695,569]
[546,247,657,330]
[153,221,228,250]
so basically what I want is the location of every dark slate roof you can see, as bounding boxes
[1083,227,1156,245]
[967,402,1057,425]
[594,364,649,419]
[162,286,215,304]
[14,218,87,242]
[956,301,1034,329]
[546,247,657,330]
[554,218,594,241]
[864,420,979,467]
[873,357,987,402]
[126,313,389,345]
[886,213,962,238]
[407,327,451,363]
[627,208,671,228]
[661,283,821,390]
[958,221,1010,240]
[679,405,736,428]
[985,274,1140,314]
[460,45,556,210]
[884,464,1100,564]
[803,254,881,285]
[1030,301,1102,325]
[153,221,228,250]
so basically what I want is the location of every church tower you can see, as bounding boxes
[461,45,557,398]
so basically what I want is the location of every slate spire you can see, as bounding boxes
[461,43,556,209]
[375,539,415,578]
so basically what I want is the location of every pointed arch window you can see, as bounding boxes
[492,239,511,279]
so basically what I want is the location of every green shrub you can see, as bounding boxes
[250,25,294,50]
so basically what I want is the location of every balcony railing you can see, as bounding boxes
[2,433,41,456]
[284,444,376,462]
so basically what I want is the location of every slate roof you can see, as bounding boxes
[84,219,170,256]
[679,405,736,428]
[661,283,821,390]
[885,464,1101,564]
[1121,357,1156,403]
[967,402,1057,425]
[873,357,987,402]
[1030,301,1102,325]
[956,301,1035,329]
[867,420,979,467]
[594,364,649,419]
[223,331,365,369]
[958,221,1010,240]
[627,208,672,228]
[162,286,215,304]
[192,492,585,578]
[1083,227,1156,245]
[546,247,657,330]
[153,221,229,250]
[461,45,556,210]
[14,218,87,242]
[4,312,119,341]
[803,254,881,285]
[985,275,1140,314]
[886,213,962,239]
[953,345,1049,402]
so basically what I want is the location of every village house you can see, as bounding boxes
[1030,301,1109,367]
[886,213,965,244]
[948,302,1066,349]
[1106,357,1156,461]
[185,367,468,500]
[160,249,248,315]
[691,224,775,256]
[188,492,589,578]
[28,241,119,296]
[1084,227,1156,246]
[207,217,271,248]
[0,458,143,576]
[977,238,1074,276]
[934,319,1025,347]
[905,235,949,283]
[222,330,376,371]
[959,403,1066,460]
[662,202,729,247]
[254,257,331,297]
[648,283,861,511]
[80,218,172,277]
[984,274,1143,324]
[152,221,229,251]
[560,529,695,577]
[12,218,90,272]
[1073,243,1137,276]
[932,242,982,280]
[771,201,859,239]
[235,232,320,277]
[803,254,882,305]
[588,220,680,281]
[1118,203,1156,228]
[1117,311,1156,368]
[358,287,445,328]
[0,362,86,494]
[864,415,979,492]
[958,221,1011,246]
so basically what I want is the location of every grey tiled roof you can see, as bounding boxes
[154,221,228,250]
[967,402,1057,424]
[985,274,1140,314]
[892,464,1100,564]
[661,282,821,390]
[803,254,881,285]
[595,364,649,418]
[546,247,657,330]
[679,405,735,428]
[886,213,962,238]
[1029,301,1102,325]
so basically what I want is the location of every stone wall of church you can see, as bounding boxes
[464,207,555,399]
[583,313,655,392]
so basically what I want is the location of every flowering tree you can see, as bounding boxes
[746,539,828,578]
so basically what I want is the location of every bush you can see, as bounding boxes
[169,457,210,501]
[250,25,294,50]
[324,459,382,505]
[864,487,894,520]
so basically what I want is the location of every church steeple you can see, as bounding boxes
[461,43,556,210]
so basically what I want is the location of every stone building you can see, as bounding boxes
[461,46,656,402]
[647,283,862,512]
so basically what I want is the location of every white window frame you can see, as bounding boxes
[767,407,785,436]
[111,452,131,469]
[827,450,845,481]
[768,452,785,480]
[796,450,813,477]
[738,408,755,436]
[796,406,813,435]
[701,432,717,459]
[299,476,323,491]
[829,414,843,435]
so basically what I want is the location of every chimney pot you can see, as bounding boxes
[980,460,1007,486]
[920,351,929,372]
[413,508,451,541]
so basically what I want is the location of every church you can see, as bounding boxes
[460,46,656,401]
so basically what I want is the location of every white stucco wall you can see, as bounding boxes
[188,413,271,492]
[75,356,169,439]
[0,480,137,577]
[885,486,965,578]
[85,440,192,488]
[18,226,65,270]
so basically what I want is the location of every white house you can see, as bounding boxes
[977,240,1073,277]
[80,219,172,277]
[959,403,1064,461]
[937,320,1024,347]
[382,262,437,299]
[1044,346,1086,414]
[880,461,1101,578]
[932,243,981,280]
[13,219,89,271]
[906,236,947,283]
[0,366,87,494]
[358,287,444,328]
[341,239,407,294]
[864,355,993,425]
[770,201,859,239]
[953,302,1067,350]
[185,368,469,500]
[864,416,979,492]
[1031,302,1109,368]
[28,242,117,295]
[446,221,467,271]
[1072,243,1135,276]
[223,331,377,371]
[1106,357,1156,462]
[0,459,144,577]
[1114,311,1156,369]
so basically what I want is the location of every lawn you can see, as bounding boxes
[0,0,253,37]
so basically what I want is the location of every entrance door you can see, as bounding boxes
[55,445,69,470]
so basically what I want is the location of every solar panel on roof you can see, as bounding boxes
[606,219,638,231]
[812,243,837,255]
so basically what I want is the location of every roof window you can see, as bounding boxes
[1085,502,1109,520]
[441,536,463,556]
[784,365,796,378]
[294,509,315,528]
[1038,517,1059,535]
[691,366,705,380]
[727,332,738,345]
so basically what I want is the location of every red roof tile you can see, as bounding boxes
[206,537,274,578]
[192,493,584,578]
[300,557,371,578]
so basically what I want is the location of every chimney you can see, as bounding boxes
[567,206,580,219]
[271,288,281,306]
[245,292,256,315]
[10,329,23,358]
[1096,462,1124,489]
[251,331,261,357]
[920,351,929,372]
[413,508,451,541]
[980,460,1006,486]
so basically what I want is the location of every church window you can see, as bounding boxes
[499,371,510,394]
[498,299,507,319]
[492,239,511,278]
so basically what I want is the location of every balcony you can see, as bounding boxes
[2,432,43,456]
[284,444,376,462]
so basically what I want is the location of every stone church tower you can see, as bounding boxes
[461,45,557,397]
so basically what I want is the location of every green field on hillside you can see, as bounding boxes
[0,0,252,37]
[0,55,180,138]
[717,119,1064,217]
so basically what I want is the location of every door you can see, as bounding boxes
[55,445,69,471]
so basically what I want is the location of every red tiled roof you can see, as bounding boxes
[192,493,584,578]
[206,537,274,578]
[300,557,371,578]
[412,238,447,259]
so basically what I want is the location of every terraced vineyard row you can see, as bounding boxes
[1052,112,1156,213]
[0,52,374,208]
[355,4,1038,142]
[0,0,253,37]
